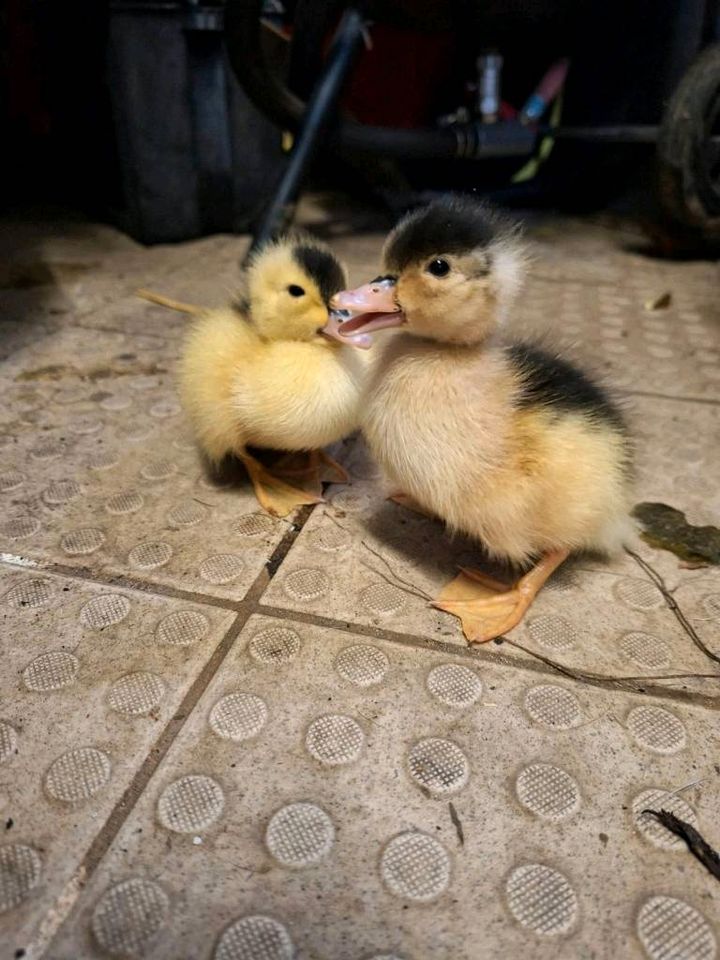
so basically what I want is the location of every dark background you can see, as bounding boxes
[1,0,717,244]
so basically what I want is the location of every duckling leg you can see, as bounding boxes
[239,451,322,518]
[434,548,570,643]
[317,449,350,484]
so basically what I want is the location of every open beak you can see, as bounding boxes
[320,279,406,348]
[320,308,373,350]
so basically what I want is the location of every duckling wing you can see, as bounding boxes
[233,341,363,451]
[506,342,627,431]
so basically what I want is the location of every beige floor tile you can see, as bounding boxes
[46,614,719,960]
[0,564,235,955]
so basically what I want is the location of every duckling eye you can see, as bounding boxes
[287,284,305,297]
[427,258,450,278]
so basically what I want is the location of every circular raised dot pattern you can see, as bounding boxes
[1,516,40,540]
[4,578,53,609]
[627,706,687,754]
[150,399,181,419]
[632,789,698,849]
[0,470,24,492]
[23,651,79,691]
[306,714,364,766]
[0,844,42,913]
[427,663,482,708]
[31,440,64,461]
[92,878,170,958]
[527,616,577,651]
[329,489,368,512]
[524,685,582,729]
[156,609,209,647]
[42,479,82,505]
[701,594,720,620]
[637,896,716,960]
[516,764,581,821]
[266,803,334,868]
[80,594,131,629]
[105,491,144,515]
[361,582,406,615]
[61,527,105,555]
[380,832,451,902]
[0,723,18,764]
[100,393,131,411]
[157,775,225,833]
[506,864,578,936]
[109,673,166,717]
[88,450,119,471]
[71,416,102,435]
[129,541,172,570]
[167,500,208,527]
[233,514,276,537]
[45,747,111,803]
[124,424,152,443]
[141,459,177,481]
[214,916,294,960]
[314,527,351,552]
[209,693,268,741]
[407,738,469,796]
[335,644,389,687]
[199,554,245,584]
[249,626,301,664]
[619,632,671,669]
[283,568,329,601]
[614,577,664,611]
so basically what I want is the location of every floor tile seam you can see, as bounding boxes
[37,510,309,956]
[38,609,249,959]
[619,388,720,407]
[253,602,720,710]
[0,554,243,611]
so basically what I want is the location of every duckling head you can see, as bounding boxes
[246,235,347,342]
[329,197,526,347]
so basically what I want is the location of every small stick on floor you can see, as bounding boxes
[136,289,205,315]
[643,808,720,882]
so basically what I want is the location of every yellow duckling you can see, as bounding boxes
[328,197,634,642]
[151,234,368,516]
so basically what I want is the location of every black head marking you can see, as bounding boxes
[385,196,512,272]
[292,244,345,305]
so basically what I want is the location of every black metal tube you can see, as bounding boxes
[244,7,366,257]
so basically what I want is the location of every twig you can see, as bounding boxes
[136,289,206,315]
[359,540,434,602]
[643,809,720,882]
[625,548,720,665]
[448,802,465,847]
[505,638,719,688]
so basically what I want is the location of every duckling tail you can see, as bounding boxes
[136,289,206,315]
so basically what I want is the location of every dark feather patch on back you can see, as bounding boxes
[385,197,510,271]
[293,244,345,305]
[508,342,627,431]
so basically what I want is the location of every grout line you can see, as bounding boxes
[33,609,250,960]
[40,501,318,958]
[618,388,720,407]
[256,604,720,710]
[0,555,243,612]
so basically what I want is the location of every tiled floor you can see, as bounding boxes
[1,205,719,960]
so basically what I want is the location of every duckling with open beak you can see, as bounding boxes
[323,197,634,643]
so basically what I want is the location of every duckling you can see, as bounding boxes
[328,197,634,642]
[168,234,368,516]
